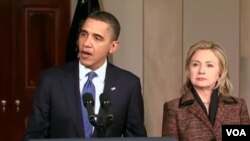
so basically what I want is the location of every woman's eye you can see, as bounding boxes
[191,63,198,67]
[207,64,214,68]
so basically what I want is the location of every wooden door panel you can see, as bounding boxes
[15,1,69,140]
[0,0,12,141]
[26,8,58,88]
[0,0,70,140]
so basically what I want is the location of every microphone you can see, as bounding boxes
[82,93,96,125]
[100,93,114,122]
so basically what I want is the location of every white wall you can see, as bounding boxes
[240,0,250,117]
[143,0,183,136]
[183,0,240,96]
[70,0,77,21]
[101,0,143,82]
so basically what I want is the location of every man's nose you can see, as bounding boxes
[83,36,92,47]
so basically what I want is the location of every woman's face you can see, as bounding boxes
[189,49,221,90]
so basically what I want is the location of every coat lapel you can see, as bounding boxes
[61,61,84,137]
[180,92,214,132]
[180,91,239,138]
[190,102,214,129]
[213,95,238,130]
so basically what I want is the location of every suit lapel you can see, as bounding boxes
[93,63,117,137]
[61,61,84,137]
[99,63,118,119]
[104,63,118,96]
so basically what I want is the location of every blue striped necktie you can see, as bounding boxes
[81,71,97,138]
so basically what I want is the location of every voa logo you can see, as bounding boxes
[226,129,246,136]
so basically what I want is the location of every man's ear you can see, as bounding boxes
[109,41,120,54]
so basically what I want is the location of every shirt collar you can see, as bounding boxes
[79,59,107,83]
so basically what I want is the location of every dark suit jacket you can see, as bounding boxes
[162,91,250,141]
[24,61,147,140]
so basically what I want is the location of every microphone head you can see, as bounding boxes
[100,93,114,122]
[100,93,111,106]
[82,93,94,107]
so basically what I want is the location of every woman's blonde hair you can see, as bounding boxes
[181,40,232,96]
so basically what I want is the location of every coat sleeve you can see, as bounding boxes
[162,101,178,140]
[240,98,250,124]
[23,72,51,141]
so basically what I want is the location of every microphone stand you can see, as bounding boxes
[88,114,105,138]
[92,93,114,138]
[97,118,105,138]
[93,114,113,138]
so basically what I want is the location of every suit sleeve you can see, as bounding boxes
[23,72,51,140]
[123,78,147,137]
[162,102,178,140]
[240,99,250,124]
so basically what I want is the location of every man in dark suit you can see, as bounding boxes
[23,11,147,140]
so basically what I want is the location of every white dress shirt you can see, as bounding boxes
[79,60,107,115]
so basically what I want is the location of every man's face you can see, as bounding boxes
[78,18,119,70]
